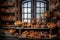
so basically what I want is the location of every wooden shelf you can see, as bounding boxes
[1,27,15,29]
[15,27,54,29]
[0,5,15,7]
[1,20,15,22]
[0,12,15,14]
[0,35,18,37]
[19,37,55,39]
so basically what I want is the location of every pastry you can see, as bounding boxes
[30,19,36,25]
[14,20,22,26]
[44,12,50,17]
[47,22,56,28]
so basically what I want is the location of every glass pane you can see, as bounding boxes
[28,2,31,7]
[41,14,44,19]
[37,2,40,7]
[37,8,40,13]
[28,20,30,23]
[24,8,27,13]
[24,20,27,22]
[28,8,31,13]
[41,2,44,7]
[45,8,46,12]
[28,14,31,18]
[36,14,41,19]
[24,3,27,7]
[41,8,44,13]
[24,14,27,18]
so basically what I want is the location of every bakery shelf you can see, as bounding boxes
[0,12,15,14]
[0,35,18,37]
[1,20,15,22]
[15,27,54,30]
[0,27,15,29]
[19,34,57,39]
[0,5,15,7]
[19,37,55,39]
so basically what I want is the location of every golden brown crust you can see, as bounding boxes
[47,22,56,28]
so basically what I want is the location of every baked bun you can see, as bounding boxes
[14,20,22,26]
[47,22,56,28]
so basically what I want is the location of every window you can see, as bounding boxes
[21,0,49,23]
[22,0,31,23]
[36,1,47,22]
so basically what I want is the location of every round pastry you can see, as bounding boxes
[14,20,22,26]
[57,20,60,27]
[5,29,15,35]
[27,23,31,28]
[44,12,50,17]
[34,24,40,28]
[30,19,36,25]
[47,22,56,28]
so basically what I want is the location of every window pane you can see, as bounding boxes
[28,20,30,23]
[37,8,41,13]
[41,8,44,13]
[28,2,31,7]
[45,8,46,12]
[24,14,27,18]
[41,14,44,19]
[36,14,41,19]
[24,8,27,13]
[24,20,27,22]
[28,8,31,13]
[37,2,40,7]
[41,2,44,7]
[24,3,27,7]
[28,14,31,18]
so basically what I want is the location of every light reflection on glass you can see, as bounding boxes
[24,8,27,13]
[41,8,44,13]
[24,3,27,7]
[28,8,31,13]
[41,2,44,7]
[37,8,41,13]
[28,14,31,18]
[28,2,31,7]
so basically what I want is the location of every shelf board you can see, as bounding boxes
[0,27,15,29]
[0,12,15,14]
[0,35,18,37]
[1,20,15,22]
[2,25,15,26]
[19,37,54,39]
[15,27,54,29]
[0,5,15,7]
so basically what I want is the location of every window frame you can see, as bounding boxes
[21,0,49,23]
